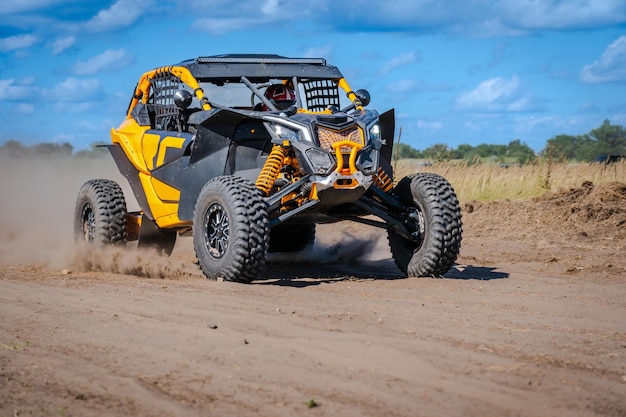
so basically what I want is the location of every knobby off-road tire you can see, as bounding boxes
[388,173,462,277]
[268,224,316,253]
[74,179,127,246]
[193,176,269,283]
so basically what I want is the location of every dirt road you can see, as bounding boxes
[1,157,625,416]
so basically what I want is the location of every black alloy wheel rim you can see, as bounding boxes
[204,202,229,258]
[81,204,96,242]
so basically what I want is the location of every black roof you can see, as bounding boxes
[177,54,344,81]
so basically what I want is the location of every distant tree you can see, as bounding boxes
[506,139,536,164]
[543,134,580,161]
[393,143,423,159]
[473,143,507,159]
[574,135,601,161]
[0,140,73,157]
[587,119,626,156]
[0,140,27,157]
[450,144,474,160]
[423,143,452,162]
[73,141,110,158]
[32,142,73,157]
[543,120,626,161]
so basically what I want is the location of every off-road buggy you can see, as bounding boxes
[74,54,462,283]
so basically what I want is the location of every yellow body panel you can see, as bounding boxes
[141,132,160,171]
[141,133,186,171]
[111,118,190,229]
[110,121,151,174]
[156,136,187,168]
[138,173,188,228]
[150,177,181,203]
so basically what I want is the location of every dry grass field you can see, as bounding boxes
[395,158,626,202]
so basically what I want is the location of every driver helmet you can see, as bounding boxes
[264,84,296,110]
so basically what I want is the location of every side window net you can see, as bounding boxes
[150,73,181,130]
[301,79,339,112]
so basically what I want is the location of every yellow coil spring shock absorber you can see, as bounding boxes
[373,167,393,192]
[256,144,289,195]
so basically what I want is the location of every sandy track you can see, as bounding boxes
[2,235,625,416]
[1,157,625,416]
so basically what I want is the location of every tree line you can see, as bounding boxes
[394,119,626,165]
[1,120,625,165]
[0,140,108,159]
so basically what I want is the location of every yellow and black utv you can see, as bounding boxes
[74,54,462,283]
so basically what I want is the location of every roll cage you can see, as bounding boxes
[125,54,366,132]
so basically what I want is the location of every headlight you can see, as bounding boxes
[369,124,381,142]
[270,123,300,141]
[357,146,379,175]
[305,148,335,175]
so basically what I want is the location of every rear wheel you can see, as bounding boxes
[193,176,269,283]
[388,173,462,277]
[74,179,127,246]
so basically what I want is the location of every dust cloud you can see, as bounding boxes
[0,155,128,269]
[0,154,391,279]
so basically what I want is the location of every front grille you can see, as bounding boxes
[317,125,363,153]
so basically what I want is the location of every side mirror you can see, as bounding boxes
[355,89,370,107]
[174,89,193,109]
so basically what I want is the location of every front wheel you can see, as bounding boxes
[388,173,462,277]
[193,176,269,283]
[74,179,127,246]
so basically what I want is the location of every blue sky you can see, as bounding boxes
[1,0,625,152]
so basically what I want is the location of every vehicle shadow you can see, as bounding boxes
[255,259,403,287]
[254,260,509,287]
[443,265,509,281]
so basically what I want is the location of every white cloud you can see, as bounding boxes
[85,0,149,32]
[192,17,251,35]
[261,0,280,16]
[50,36,75,54]
[510,115,583,140]
[578,101,597,113]
[46,77,102,102]
[0,34,37,52]
[457,76,519,108]
[378,52,419,77]
[17,103,34,114]
[386,79,417,93]
[496,0,626,30]
[72,49,133,75]
[320,0,626,37]
[0,78,35,100]
[191,0,313,35]
[456,75,537,112]
[185,0,621,38]
[304,46,333,60]
[580,36,626,84]
[0,0,66,15]
[53,101,99,113]
[417,120,443,130]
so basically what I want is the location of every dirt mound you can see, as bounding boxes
[463,181,626,244]
[535,181,626,226]
[459,181,626,277]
